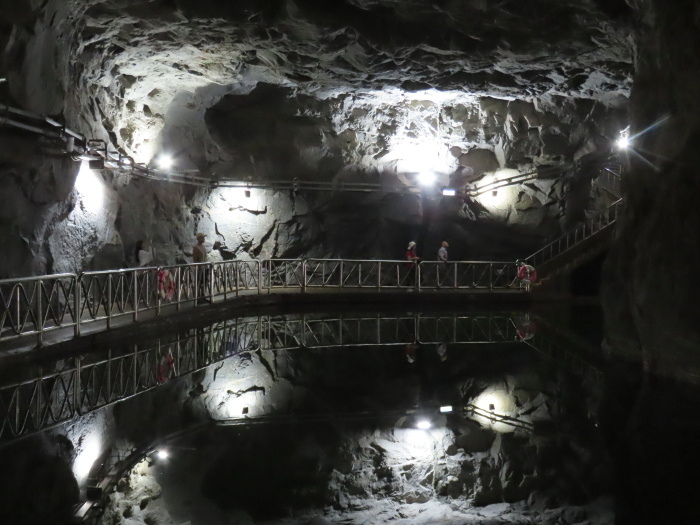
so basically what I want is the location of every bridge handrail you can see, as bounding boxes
[525,198,623,268]
[1,258,518,346]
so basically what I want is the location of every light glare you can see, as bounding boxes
[442,188,456,196]
[416,419,431,430]
[616,136,629,150]
[157,154,173,170]
[75,161,105,215]
[156,449,169,460]
[73,434,101,484]
[418,172,436,186]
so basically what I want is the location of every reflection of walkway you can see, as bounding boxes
[516,315,604,380]
[0,312,520,444]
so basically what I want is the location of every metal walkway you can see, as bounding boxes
[0,258,522,348]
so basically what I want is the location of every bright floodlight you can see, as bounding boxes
[442,188,456,196]
[157,154,173,170]
[616,136,629,150]
[439,405,453,413]
[418,172,436,186]
[156,449,169,460]
[416,419,432,430]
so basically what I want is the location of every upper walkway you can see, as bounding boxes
[1,259,525,350]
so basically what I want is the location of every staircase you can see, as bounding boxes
[525,161,623,285]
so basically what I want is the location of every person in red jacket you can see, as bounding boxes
[405,241,421,287]
[511,260,537,291]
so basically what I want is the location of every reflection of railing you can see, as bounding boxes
[521,332,603,381]
[0,312,519,443]
[465,403,535,432]
[525,198,622,268]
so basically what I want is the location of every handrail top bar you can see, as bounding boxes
[2,258,519,283]
[525,198,623,262]
[0,272,77,285]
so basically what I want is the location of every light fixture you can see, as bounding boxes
[442,188,456,196]
[616,136,629,150]
[439,405,453,413]
[157,154,173,170]
[416,419,432,430]
[418,172,436,186]
[156,449,169,460]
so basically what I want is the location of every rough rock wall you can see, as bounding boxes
[603,0,700,375]
[0,0,631,276]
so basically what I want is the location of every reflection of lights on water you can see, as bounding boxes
[75,161,105,215]
[225,394,254,418]
[73,433,102,484]
[472,388,517,434]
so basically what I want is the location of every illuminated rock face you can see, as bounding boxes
[0,0,632,275]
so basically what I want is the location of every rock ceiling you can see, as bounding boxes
[2,0,634,163]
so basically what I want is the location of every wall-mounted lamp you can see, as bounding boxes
[439,405,453,413]
[442,188,457,196]
[416,419,432,430]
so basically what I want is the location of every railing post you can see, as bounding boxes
[133,344,138,394]
[176,267,182,311]
[489,263,493,290]
[74,276,81,338]
[417,264,421,292]
[302,260,307,293]
[377,261,381,291]
[107,275,112,329]
[74,356,81,415]
[133,271,139,322]
[209,264,214,303]
[194,265,199,307]
[36,279,43,346]
[107,349,112,402]
[340,260,344,289]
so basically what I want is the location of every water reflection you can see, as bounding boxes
[2,305,695,523]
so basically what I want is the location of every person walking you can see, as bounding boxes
[437,241,449,288]
[405,241,421,288]
[193,233,208,263]
[193,233,210,302]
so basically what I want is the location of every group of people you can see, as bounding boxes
[404,240,537,290]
